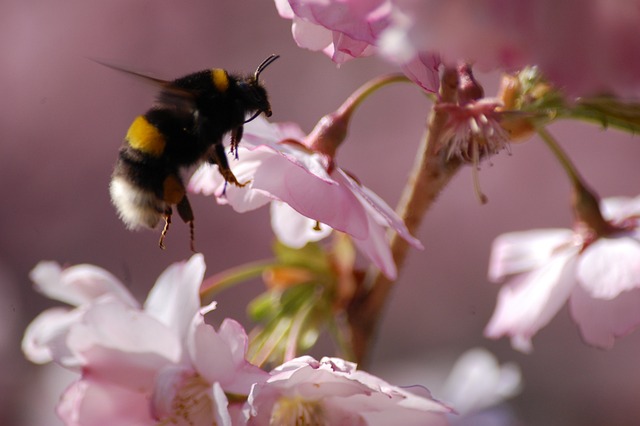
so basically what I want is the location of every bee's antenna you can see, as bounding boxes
[254,54,279,80]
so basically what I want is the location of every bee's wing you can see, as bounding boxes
[93,59,197,114]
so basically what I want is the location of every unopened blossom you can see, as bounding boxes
[247,356,452,425]
[485,195,640,352]
[189,116,423,280]
[22,255,267,425]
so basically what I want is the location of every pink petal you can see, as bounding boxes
[58,379,153,426]
[252,153,370,239]
[576,236,640,299]
[143,254,206,340]
[330,32,375,62]
[569,285,640,349]
[274,0,294,19]
[352,215,397,280]
[67,301,181,391]
[288,0,390,45]
[337,169,423,249]
[242,117,307,146]
[190,318,267,396]
[22,307,83,365]
[270,201,332,248]
[30,261,138,308]
[488,229,575,282]
[212,382,233,426]
[401,52,441,93]
[292,16,333,51]
[484,247,579,352]
[188,164,222,196]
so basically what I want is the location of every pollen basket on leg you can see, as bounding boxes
[162,175,186,205]
[126,115,166,157]
[210,68,229,92]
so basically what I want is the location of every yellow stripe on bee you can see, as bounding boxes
[162,175,185,204]
[126,116,166,157]
[211,68,229,92]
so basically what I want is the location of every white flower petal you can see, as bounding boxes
[576,235,640,299]
[58,379,153,426]
[22,307,83,366]
[270,202,332,248]
[253,154,370,239]
[30,261,138,308]
[144,254,205,340]
[292,17,333,51]
[600,195,640,221]
[440,348,521,415]
[352,215,397,280]
[337,169,423,249]
[488,229,575,282]
[569,285,640,349]
[67,301,181,390]
[485,246,579,352]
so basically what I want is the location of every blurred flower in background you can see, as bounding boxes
[485,195,640,352]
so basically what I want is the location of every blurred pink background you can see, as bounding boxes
[2,1,640,425]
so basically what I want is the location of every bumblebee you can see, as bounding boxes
[108,54,279,251]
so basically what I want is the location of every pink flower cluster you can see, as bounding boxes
[189,116,423,280]
[276,0,640,97]
[23,255,451,425]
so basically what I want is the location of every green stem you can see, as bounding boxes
[536,126,584,188]
[199,259,277,302]
[536,126,612,235]
[337,74,412,118]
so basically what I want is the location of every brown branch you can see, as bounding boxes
[347,68,462,367]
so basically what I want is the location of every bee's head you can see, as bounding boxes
[242,54,279,123]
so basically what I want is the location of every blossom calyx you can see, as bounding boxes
[305,109,351,172]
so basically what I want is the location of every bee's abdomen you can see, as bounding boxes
[125,115,166,157]
[109,175,167,230]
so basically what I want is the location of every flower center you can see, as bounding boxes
[270,396,327,426]
[158,374,215,426]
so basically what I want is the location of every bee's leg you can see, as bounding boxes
[176,195,196,253]
[230,125,243,159]
[159,207,172,250]
[208,142,249,188]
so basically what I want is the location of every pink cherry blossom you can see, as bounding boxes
[247,355,452,425]
[277,1,640,97]
[381,0,640,97]
[22,255,267,425]
[274,0,442,93]
[189,116,423,280]
[275,0,390,64]
[485,195,640,352]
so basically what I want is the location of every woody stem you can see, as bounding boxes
[347,68,462,367]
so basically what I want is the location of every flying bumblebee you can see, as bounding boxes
[107,54,279,251]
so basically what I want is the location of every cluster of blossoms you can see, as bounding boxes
[21,1,640,424]
[190,114,422,281]
[23,255,452,425]
[276,0,640,98]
